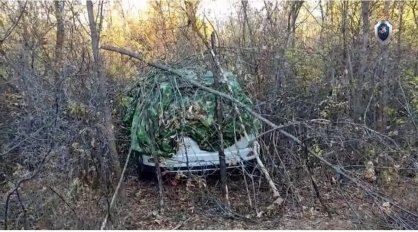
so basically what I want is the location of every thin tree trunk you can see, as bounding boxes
[412,2,418,76]
[54,1,64,67]
[352,1,369,122]
[241,1,256,67]
[211,32,230,207]
[86,0,121,176]
[287,1,303,48]
[54,1,64,118]
[394,1,404,90]
[154,155,165,214]
[327,1,334,24]
[319,0,325,25]
[17,1,33,106]
[342,1,347,61]
[341,0,350,101]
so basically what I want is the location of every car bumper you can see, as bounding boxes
[137,135,257,173]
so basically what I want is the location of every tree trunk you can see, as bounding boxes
[86,0,121,177]
[211,32,230,207]
[412,2,418,76]
[352,1,369,122]
[376,1,392,131]
[287,1,303,48]
[327,1,334,24]
[342,1,347,61]
[17,1,33,106]
[54,1,64,115]
[394,1,404,91]
[241,1,256,65]
[54,1,64,68]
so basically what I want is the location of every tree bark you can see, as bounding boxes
[86,0,121,176]
[412,2,418,76]
[54,1,65,67]
[342,1,347,61]
[54,1,64,115]
[352,1,369,122]
[211,32,230,207]
[287,1,303,48]
[377,1,392,131]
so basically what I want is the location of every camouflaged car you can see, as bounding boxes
[124,68,261,174]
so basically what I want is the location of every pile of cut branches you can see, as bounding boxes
[124,67,261,157]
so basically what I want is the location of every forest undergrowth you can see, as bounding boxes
[1,0,418,229]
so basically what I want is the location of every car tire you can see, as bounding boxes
[135,152,145,180]
[136,152,158,181]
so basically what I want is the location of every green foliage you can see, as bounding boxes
[125,68,261,157]
[319,97,349,120]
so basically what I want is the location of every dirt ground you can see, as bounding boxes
[101,171,418,230]
[112,177,359,230]
[1,167,417,230]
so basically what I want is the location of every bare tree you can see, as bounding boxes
[376,1,391,131]
[352,1,370,122]
[86,0,121,177]
[53,0,65,119]
[286,1,304,48]
[211,31,230,206]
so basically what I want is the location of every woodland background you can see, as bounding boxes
[1,0,418,229]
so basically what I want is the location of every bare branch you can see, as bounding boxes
[0,1,27,44]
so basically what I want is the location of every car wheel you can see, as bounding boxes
[136,152,156,181]
[136,152,145,180]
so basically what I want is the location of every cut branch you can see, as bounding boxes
[100,150,132,229]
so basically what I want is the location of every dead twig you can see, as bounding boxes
[15,190,27,230]
[171,217,192,230]
[100,149,132,230]
[303,143,332,218]
[253,141,281,199]
[47,186,79,219]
